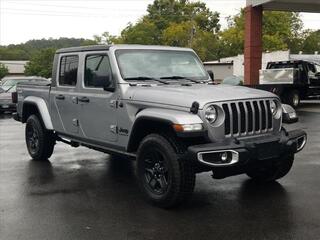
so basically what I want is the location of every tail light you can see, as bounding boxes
[12,92,18,104]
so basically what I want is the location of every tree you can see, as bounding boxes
[162,21,220,60]
[94,0,221,61]
[146,0,220,33]
[219,10,304,57]
[24,48,56,78]
[93,32,116,45]
[302,30,320,54]
[115,20,161,45]
[0,38,96,61]
[0,63,9,80]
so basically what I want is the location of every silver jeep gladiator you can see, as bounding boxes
[14,45,307,208]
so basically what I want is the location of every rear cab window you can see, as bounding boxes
[59,55,79,87]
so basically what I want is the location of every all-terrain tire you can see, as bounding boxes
[246,155,294,182]
[25,114,55,161]
[137,134,195,208]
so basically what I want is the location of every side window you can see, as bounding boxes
[59,55,79,86]
[84,54,112,88]
[308,63,316,73]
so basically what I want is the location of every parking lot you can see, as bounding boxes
[0,101,319,240]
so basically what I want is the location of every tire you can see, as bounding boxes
[136,134,195,208]
[286,90,300,108]
[246,155,294,182]
[25,114,55,161]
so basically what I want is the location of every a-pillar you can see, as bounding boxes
[244,5,263,85]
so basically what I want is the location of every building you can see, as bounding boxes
[244,0,320,85]
[0,60,28,76]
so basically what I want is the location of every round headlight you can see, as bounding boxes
[270,100,277,115]
[205,105,218,124]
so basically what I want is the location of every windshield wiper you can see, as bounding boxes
[4,85,15,93]
[124,76,169,84]
[160,76,202,83]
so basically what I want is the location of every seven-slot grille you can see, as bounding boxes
[222,99,273,137]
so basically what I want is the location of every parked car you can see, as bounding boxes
[252,60,320,108]
[0,76,49,114]
[14,45,306,208]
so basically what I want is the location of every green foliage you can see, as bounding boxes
[219,10,304,57]
[146,0,220,33]
[116,20,161,45]
[0,38,97,61]
[0,63,9,80]
[93,32,117,45]
[24,48,56,78]
[103,0,220,60]
[302,30,320,54]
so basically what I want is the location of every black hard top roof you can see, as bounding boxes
[56,45,111,54]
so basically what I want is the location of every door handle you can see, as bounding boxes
[56,94,65,100]
[78,97,90,103]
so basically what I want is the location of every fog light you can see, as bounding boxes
[220,152,228,162]
[197,150,239,166]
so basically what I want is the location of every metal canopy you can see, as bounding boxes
[247,0,320,13]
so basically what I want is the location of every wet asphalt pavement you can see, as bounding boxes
[0,101,320,240]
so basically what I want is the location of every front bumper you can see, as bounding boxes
[0,103,16,112]
[187,129,307,177]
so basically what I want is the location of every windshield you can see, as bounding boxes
[116,50,208,81]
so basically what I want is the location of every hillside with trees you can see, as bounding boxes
[0,38,96,60]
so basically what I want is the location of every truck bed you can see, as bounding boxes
[259,68,297,84]
[16,82,51,116]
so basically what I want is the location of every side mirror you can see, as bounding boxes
[282,104,299,124]
[103,76,115,92]
[207,70,214,82]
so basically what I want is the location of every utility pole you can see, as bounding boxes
[189,11,196,48]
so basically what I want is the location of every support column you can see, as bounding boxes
[244,5,263,85]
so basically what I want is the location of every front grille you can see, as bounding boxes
[222,100,273,137]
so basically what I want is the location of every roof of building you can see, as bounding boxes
[247,0,320,13]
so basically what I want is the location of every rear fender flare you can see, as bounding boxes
[23,96,53,130]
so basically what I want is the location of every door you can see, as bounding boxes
[50,55,80,135]
[77,53,118,143]
[307,63,320,96]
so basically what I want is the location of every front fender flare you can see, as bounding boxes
[23,96,54,130]
[135,108,203,125]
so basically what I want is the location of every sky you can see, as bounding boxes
[0,0,319,45]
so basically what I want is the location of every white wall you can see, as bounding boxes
[220,50,291,76]
[0,61,28,75]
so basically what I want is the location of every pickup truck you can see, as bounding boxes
[14,45,307,208]
[255,60,320,108]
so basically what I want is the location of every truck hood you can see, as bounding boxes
[126,84,276,109]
